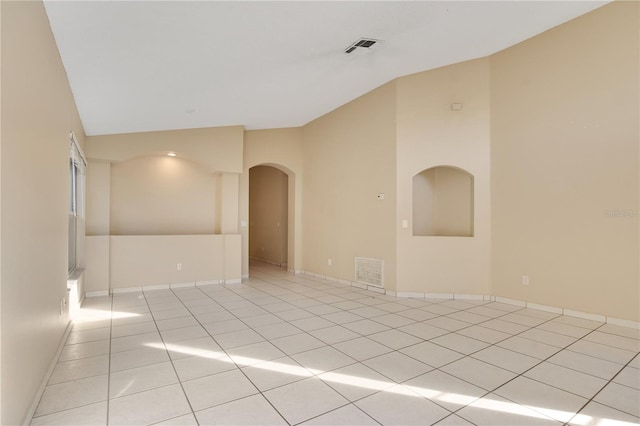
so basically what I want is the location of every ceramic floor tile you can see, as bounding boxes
[318,362,395,401]
[343,319,391,335]
[431,333,490,355]
[35,375,108,417]
[109,361,179,398]
[152,413,199,425]
[424,317,471,332]
[290,316,336,331]
[48,355,109,384]
[597,324,640,340]
[227,341,287,366]
[499,313,547,327]
[172,351,236,381]
[214,329,265,349]
[537,322,591,339]
[494,376,587,423]
[496,335,561,360]
[66,327,110,345]
[322,311,364,324]
[433,414,476,425]
[584,331,640,352]
[110,321,157,338]
[550,315,603,330]
[110,332,164,353]
[31,401,107,426]
[108,384,191,425]
[518,328,578,348]
[241,356,312,391]
[333,337,393,361]
[613,366,640,390]
[405,369,487,411]
[155,315,200,331]
[441,356,517,391]
[309,325,361,345]
[472,346,541,374]
[253,322,303,340]
[548,349,624,380]
[367,329,423,350]
[524,361,607,398]
[355,384,450,425]
[301,404,379,425]
[400,341,464,368]
[195,311,236,324]
[456,393,561,426]
[58,340,109,362]
[480,319,529,335]
[568,339,636,365]
[263,377,349,425]
[160,325,208,344]
[182,369,258,411]
[397,322,449,340]
[363,351,433,382]
[396,308,439,322]
[456,325,511,344]
[164,336,221,360]
[270,333,326,355]
[593,381,640,417]
[203,318,249,335]
[569,401,640,426]
[151,308,191,321]
[372,313,416,328]
[195,394,287,425]
[292,346,356,374]
[110,346,170,372]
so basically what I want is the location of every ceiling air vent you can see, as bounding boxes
[345,38,380,54]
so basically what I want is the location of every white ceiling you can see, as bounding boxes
[44,1,609,136]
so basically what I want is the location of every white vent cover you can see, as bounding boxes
[355,257,384,288]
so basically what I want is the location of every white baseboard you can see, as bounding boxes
[23,321,73,425]
[85,290,109,298]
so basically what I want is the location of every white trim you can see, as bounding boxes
[454,293,486,301]
[607,316,640,329]
[351,281,367,290]
[367,286,385,294]
[23,321,73,425]
[495,297,527,307]
[526,302,563,314]
[425,293,454,299]
[170,282,195,289]
[142,284,170,292]
[196,280,222,287]
[563,309,606,323]
[85,290,109,298]
[396,292,426,299]
[225,279,242,284]
[111,286,143,294]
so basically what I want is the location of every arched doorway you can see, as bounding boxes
[249,165,289,267]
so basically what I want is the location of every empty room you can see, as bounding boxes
[1,1,638,425]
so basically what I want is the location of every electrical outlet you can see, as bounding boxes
[522,275,530,286]
[177,263,183,271]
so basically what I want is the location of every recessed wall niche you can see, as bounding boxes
[413,166,474,237]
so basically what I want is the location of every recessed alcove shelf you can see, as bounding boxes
[412,166,474,237]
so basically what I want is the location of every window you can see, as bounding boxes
[413,166,474,237]
[68,132,85,274]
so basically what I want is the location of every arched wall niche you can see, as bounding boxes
[413,165,474,237]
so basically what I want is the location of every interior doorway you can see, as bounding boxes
[249,165,288,267]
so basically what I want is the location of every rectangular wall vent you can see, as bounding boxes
[355,257,384,288]
[345,38,380,54]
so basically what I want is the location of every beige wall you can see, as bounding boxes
[491,2,639,321]
[242,128,304,276]
[249,165,288,265]
[396,58,492,295]
[110,156,217,235]
[302,82,397,288]
[86,159,111,235]
[0,1,86,423]
[87,126,244,173]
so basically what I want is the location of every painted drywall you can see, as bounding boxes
[396,58,492,295]
[86,159,110,236]
[241,128,304,277]
[249,165,288,265]
[110,156,218,235]
[491,1,639,321]
[86,126,244,173]
[302,82,397,289]
[0,1,86,423]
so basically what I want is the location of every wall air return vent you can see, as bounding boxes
[345,38,380,54]
[355,257,384,288]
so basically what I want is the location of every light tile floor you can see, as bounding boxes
[31,263,640,425]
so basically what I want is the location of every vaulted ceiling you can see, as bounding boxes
[44,1,608,136]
